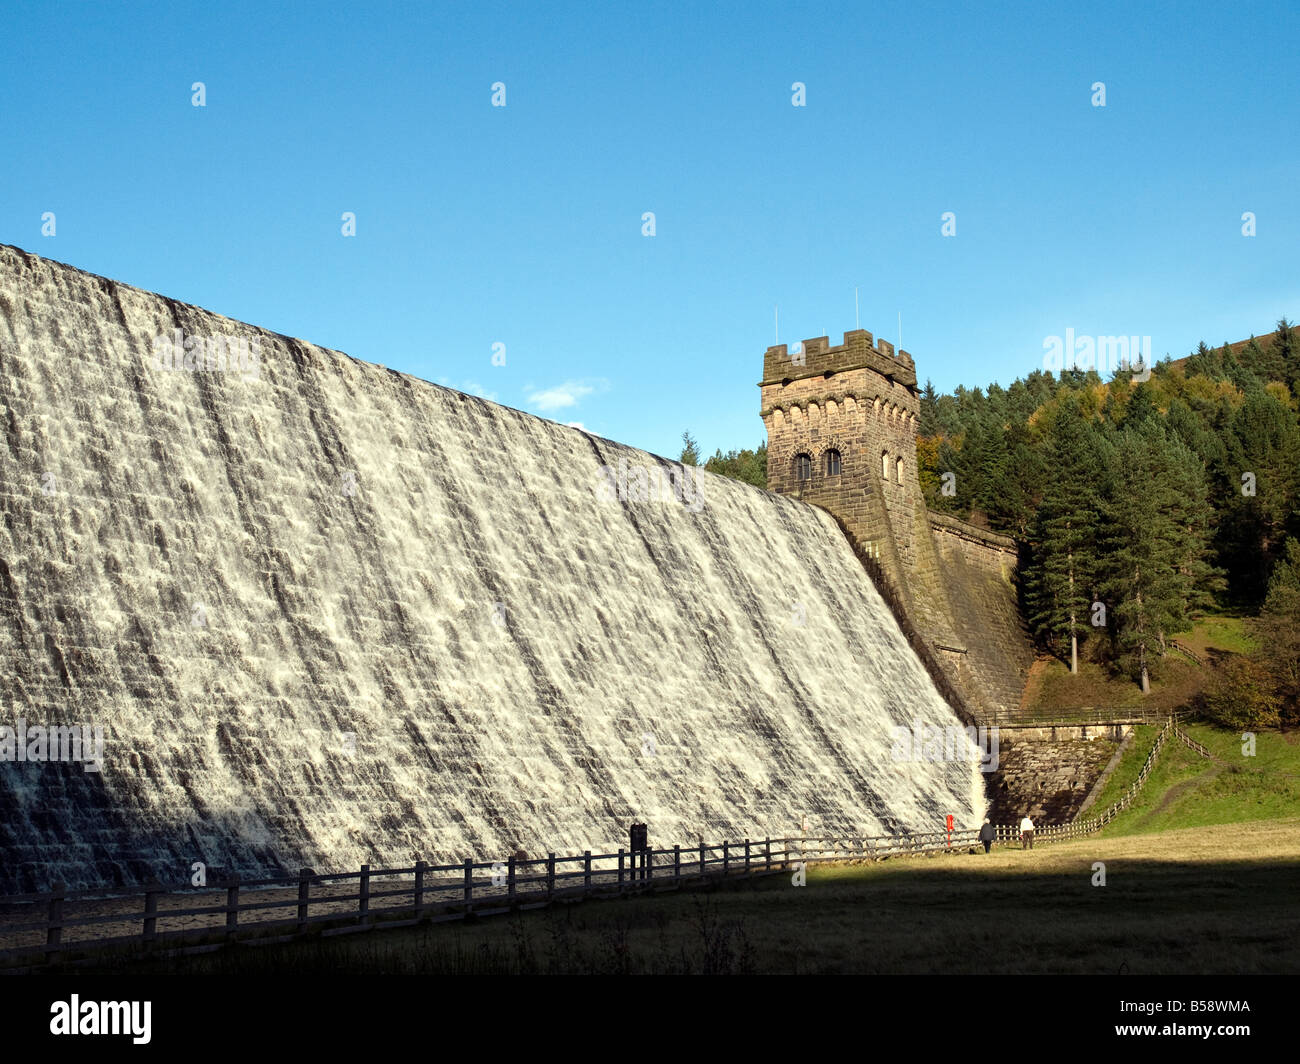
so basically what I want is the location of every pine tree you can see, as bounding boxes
[679,431,701,466]
[1218,391,1300,604]
[920,379,940,436]
[1239,336,1285,382]
[1121,383,1160,431]
[704,443,767,487]
[1163,431,1225,615]
[1275,317,1299,388]
[1186,341,1217,378]
[1096,424,1198,693]
[1025,405,1107,671]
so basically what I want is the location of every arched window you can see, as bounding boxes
[895,455,904,484]
[881,451,890,480]
[824,449,842,476]
[795,453,812,482]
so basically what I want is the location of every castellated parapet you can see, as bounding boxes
[761,329,1032,723]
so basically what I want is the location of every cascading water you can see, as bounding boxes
[0,244,986,894]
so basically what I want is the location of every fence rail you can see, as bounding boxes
[0,721,1185,971]
[1172,723,1212,758]
[1169,640,1206,667]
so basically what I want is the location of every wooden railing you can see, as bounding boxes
[0,723,1186,971]
[992,705,1172,727]
[0,842,790,969]
[1172,722,1212,758]
[1169,640,1206,667]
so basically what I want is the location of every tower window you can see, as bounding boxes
[881,451,890,480]
[795,453,813,482]
[895,455,904,484]
[824,449,842,476]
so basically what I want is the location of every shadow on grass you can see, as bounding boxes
[40,853,1300,975]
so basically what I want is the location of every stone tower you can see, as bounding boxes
[761,330,923,582]
[761,330,1032,723]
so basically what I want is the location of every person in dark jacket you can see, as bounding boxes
[978,818,995,853]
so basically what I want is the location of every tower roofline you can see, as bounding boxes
[761,329,916,388]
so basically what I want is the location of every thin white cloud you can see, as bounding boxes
[526,378,605,412]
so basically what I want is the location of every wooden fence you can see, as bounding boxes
[992,705,1171,727]
[0,840,793,969]
[1172,722,1212,758]
[0,720,1185,971]
[1169,640,1206,667]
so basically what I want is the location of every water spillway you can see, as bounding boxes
[0,245,986,894]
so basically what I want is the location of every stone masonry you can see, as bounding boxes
[760,329,1033,723]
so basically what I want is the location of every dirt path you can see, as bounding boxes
[1017,656,1051,711]
[1136,764,1222,827]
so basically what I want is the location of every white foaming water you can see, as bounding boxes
[0,246,985,893]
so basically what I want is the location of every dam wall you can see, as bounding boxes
[0,246,985,894]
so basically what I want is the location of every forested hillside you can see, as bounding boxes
[917,319,1300,721]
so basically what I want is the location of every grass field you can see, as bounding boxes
[76,817,1300,975]
[1086,723,1300,833]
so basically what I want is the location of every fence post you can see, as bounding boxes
[226,877,240,939]
[699,841,706,878]
[142,882,160,948]
[358,864,370,926]
[46,883,65,964]
[744,839,751,875]
[765,838,772,871]
[645,848,653,884]
[463,859,474,909]
[618,848,625,891]
[723,841,730,876]
[673,845,681,883]
[584,851,592,894]
[412,859,425,917]
[298,868,312,933]
[507,856,517,907]
[547,853,556,899]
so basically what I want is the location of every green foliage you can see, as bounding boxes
[1202,654,1282,729]
[1264,535,1300,608]
[1095,423,1213,689]
[679,431,701,466]
[1214,390,1300,603]
[703,442,767,488]
[1023,402,1107,666]
[921,320,1299,687]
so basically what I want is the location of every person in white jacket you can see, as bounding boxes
[1019,814,1035,850]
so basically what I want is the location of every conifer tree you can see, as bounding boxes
[1025,405,1107,672]
[1275,317,1299,388]
[1218,391,1300,603]
[1252,536,1300,725]
[704,443,766,487]
[1096,424,1200,693]
[920,379,940,436]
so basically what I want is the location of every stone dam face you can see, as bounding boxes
[0,245,986,894]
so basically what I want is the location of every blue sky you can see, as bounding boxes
[3,1,1297,459]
